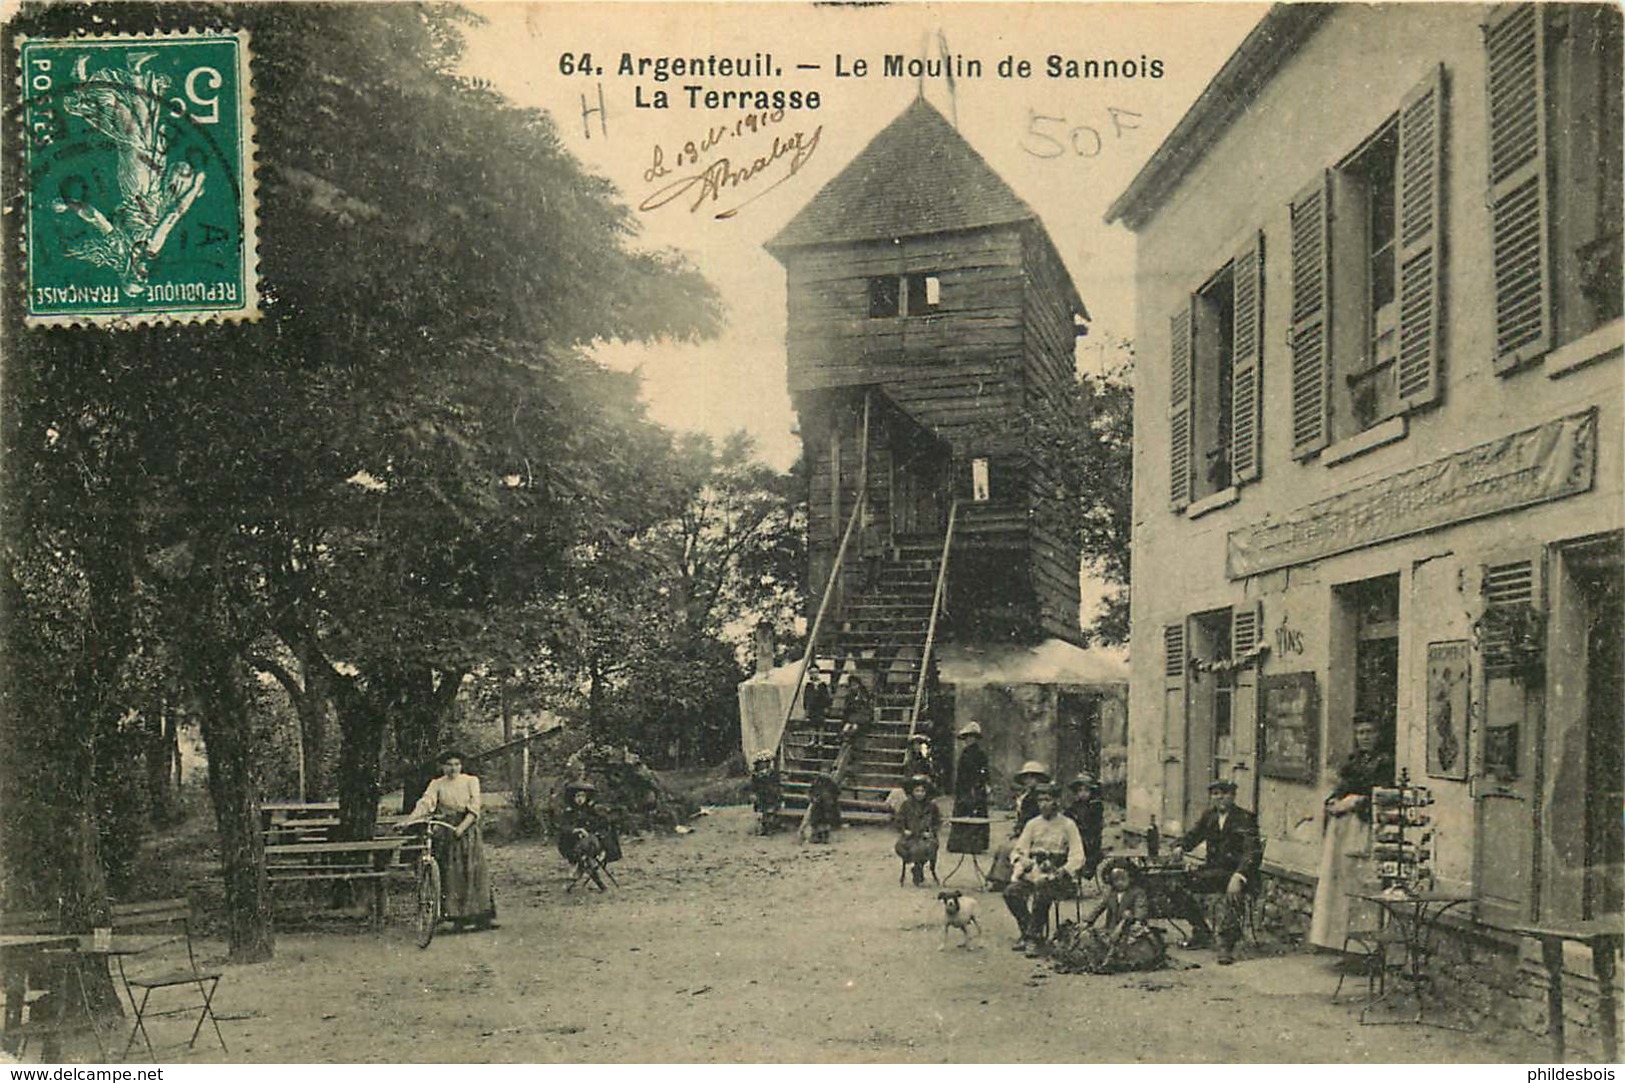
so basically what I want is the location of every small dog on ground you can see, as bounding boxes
[938,889,981,951]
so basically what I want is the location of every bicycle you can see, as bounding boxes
[403,820,457,948]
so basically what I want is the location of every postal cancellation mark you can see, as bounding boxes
[19,30,258,327]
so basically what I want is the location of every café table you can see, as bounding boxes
[1506,917,1621,1063]
[1,934,79,1057]
[941,817,992,886]
[1349,887,1476,1028]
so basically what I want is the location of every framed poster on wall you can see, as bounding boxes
[1426,641,1471,780]
[1261,671,1319,782]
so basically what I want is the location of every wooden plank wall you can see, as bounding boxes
[785,226,1026,456]
[784,222,1085,645]
[1021,226,1081,414]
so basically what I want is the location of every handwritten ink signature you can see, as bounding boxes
[638,126,822,219]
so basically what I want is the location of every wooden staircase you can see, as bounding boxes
[777,537,947,825]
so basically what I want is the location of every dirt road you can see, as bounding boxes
[92,807,1540,1063]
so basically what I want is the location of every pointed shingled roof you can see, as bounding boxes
[768,97,1036,251]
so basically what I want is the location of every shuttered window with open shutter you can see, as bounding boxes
[1230,601,1263,783]
[1396,65,1447,409]
[1480,555,1546,678]
[1231,233,1265,483]
[1163,621,1189,822]
[1168,304,1195,510]
[1290,174,1333,458]
[1486,4,1552,372]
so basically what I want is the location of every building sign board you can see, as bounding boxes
[1227,410,1597,579]
[1261,671,1319,782]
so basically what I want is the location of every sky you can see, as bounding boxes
[461,2,1266,471]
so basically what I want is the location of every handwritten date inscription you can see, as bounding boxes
[640,115,822,220]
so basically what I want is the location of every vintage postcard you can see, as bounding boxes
[0,0,1619,1069]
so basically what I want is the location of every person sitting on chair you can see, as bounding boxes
[1073,860,1164,973]
[1065,772,1106,882]
[1165,778,1260,965]
[557,780,621,866]
[987,761,1050,892]
[893,774,942,886]
[838,673,874,745]
[1003,783,1085,956]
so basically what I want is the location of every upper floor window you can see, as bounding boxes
[867,273,942,318]
[868,275,901,317]
[1338,122,1401,434]
[1487,3,1622,372]
[1290,67,1445,459]
[1168,233,1263,512]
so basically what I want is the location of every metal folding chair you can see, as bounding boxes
[108,897,226,1061]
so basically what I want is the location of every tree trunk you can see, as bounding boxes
[189,640,274,962]
[145,697,175,823]
[300,647,333,799]
[391,664,467,816]
[331,674,387,844]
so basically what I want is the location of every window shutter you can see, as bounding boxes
[1230,601,1263,780]
[1163,621,1190,824]
[1480,553,1547,679]
[1396,64,1447,410]
[1168,303,1195,511]
[1232,600,1264,659]
[1231,232,1266,484]
[1486,3,1552,372]
[1164,622,1188,683]
[1290,173,1333,458]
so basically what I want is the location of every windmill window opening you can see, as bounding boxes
[867,273,942,318]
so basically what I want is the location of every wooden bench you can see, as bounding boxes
[263,838,408,927]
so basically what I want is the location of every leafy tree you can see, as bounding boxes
[539,432,805,765]
[2,2,719,960]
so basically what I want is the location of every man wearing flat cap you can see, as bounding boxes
[1168,777,1261,964]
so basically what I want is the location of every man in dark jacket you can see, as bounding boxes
[1168,778,1260,964]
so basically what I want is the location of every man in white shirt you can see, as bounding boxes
[1003,783,1086,956]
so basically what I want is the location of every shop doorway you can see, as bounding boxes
[1332,575,1400,767]
[1580,561,1622,917]
[1549,534,1624,921]
[1186,608,1235,825]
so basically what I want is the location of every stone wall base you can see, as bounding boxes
[1258,870,1622,1061]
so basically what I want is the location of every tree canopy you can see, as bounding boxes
[1,2,734,958]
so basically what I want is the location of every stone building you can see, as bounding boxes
[1107,0,1620,1042]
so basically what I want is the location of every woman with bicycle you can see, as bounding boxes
[402,750,496,930]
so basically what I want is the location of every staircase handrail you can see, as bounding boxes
[908,499,959,742]
[781,391,870,765]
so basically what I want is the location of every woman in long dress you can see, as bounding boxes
[1309,718,1394,949]
[947,721,990,854]
[404,750,496,930]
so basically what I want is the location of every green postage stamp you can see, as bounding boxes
[19,30,257,327]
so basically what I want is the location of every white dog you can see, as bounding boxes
[938,889,981,950]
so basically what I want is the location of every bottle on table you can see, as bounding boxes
[1146,814,1161,860]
